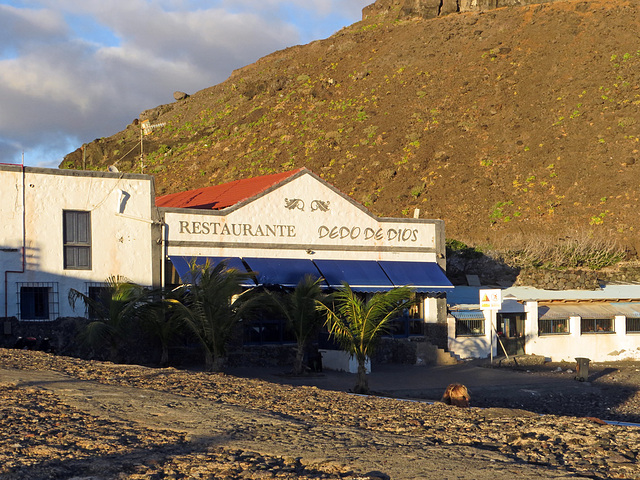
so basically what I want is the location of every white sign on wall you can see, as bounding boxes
[162,172,440,251]
[480,289,502,310]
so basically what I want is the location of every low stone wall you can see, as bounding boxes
[2,316,453,369]
[516,265,640,290]
[0,316,163,365]
[372,337,418,364]
[515,268,601,290]
[0,317,88,355]
[227,344,296,368]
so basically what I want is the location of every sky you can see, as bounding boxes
[0,0,373,168]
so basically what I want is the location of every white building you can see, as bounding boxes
[0,165,162,321]
[2,166,452,335]
[448,285,640,362]
[157,168,454,353]
[7,165,640,366]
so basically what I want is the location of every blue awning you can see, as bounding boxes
[312,259,394,292]
[169,256,453,294]
[168,256,254,285]
[378,261,454,293]
[242,257,324,288]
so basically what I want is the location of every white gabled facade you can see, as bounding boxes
[160,169,452,326]
[162,170,443,264]
[0,165,162,320]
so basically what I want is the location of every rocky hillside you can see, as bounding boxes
[62,0,640,263]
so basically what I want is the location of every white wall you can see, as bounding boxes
[446,315,492,360]
[0,166,160,319]
[161,172,442,263]
[526,312,640,362]
[447,298,640,363]
[319,349,371,373]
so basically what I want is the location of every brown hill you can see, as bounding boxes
[62,0,640,265]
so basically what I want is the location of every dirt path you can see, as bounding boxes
[1,367,590,480]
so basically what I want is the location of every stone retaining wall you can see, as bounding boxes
[516,266,640,290]
[1,316,436,369]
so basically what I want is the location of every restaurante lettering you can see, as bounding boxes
[179,221,296,237]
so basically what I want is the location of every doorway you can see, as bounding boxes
[496,313,525,356]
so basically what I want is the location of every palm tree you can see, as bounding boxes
[166,259,258,371]
[318,283,414,394]
[136,290,182,366]
[265,274,328,375]
[68,276,147,362]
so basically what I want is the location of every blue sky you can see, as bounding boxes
[0,0,372,168]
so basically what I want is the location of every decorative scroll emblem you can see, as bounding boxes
[311,200,330,212]
[285,198,305,211]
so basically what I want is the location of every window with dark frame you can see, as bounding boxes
[580,317,614,334]
[20,286,49,320]
[455,318,485,337]
[384,300,424,338]
[87,284,110,320]
[17,283,59,321]
[626,317,640,333]
[63,210,91,270]
[243,317,295,345]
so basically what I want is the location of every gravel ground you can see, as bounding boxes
[1,349,639,480]
[455,360,640,424]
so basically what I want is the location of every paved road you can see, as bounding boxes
[227,360,592,403]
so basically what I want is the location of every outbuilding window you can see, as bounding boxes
[452,311,485,337]
[538,318,569,335]
[626,317,640,333]
[581,317,614,334]
[63,210,91,270]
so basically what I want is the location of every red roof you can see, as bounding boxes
[155,168,305,210]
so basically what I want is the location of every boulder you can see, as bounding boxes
[173,91,189,101]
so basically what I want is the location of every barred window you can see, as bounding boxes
[455,318,485,337]
[86,283,110,320]
[18,283,59,321]
[626,317,640,333]
[538,318,569,335]
[581,317,614,334]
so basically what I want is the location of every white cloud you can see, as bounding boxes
[0,4,67,51]
[0,0,370,167]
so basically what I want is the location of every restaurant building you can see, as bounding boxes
[1,165,453,362]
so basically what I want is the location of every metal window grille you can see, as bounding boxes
[455,318,485,337]
[538,318,570,335]
[580,317,614,334]
[85,282,109,319]
[626,317,640,333]
[17,282,59,322]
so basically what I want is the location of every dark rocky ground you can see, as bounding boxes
[458,359,640,424]
[1,349,639,479]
